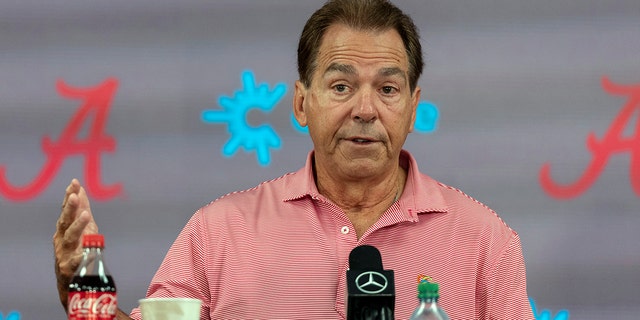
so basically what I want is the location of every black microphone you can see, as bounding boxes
[346,245,395,320]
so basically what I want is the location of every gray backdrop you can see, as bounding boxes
[1,1,639,319]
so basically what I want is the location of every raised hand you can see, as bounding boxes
[53,179,99,309]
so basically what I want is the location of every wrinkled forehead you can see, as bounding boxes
[315,24,409,76]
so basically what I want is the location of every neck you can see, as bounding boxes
[315,163,406,214]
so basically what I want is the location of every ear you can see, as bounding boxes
[408,86,421,132]
[293,80,308,127]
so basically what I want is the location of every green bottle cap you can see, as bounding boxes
[417,281,440,300]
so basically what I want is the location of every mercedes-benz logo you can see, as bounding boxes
[355,271,388,294]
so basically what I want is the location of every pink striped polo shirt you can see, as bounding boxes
[130,150,533,319]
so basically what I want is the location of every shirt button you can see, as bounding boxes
[341,226,350,234]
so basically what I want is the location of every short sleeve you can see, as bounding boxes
[129,209,210,319]
[483,232,534,319]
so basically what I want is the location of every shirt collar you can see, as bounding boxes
[282,151,322,202]
[398,150,449,218]
[283,150,449,218]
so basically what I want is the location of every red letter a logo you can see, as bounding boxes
[0,78,123,201]
[540,76,640,199]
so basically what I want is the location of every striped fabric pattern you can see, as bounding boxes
[129,151,534,319]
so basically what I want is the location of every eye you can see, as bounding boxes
[381,86,397,95]
[333,84,349,94]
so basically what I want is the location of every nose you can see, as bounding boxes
[352,87,377,123]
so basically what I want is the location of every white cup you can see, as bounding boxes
[139,297,202,320]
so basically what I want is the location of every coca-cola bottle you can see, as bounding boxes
[68,233,117,320]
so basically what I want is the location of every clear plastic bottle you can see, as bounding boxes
[408,281,450,320]
[67,234,118,319]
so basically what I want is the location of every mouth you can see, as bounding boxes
[347,137,378,144]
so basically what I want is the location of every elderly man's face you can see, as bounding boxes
[294,24,420,181]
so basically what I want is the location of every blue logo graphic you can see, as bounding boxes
[530,298,570,320]
[0,310,21,320]
[414,101,439,133]
[290,101,440,134]
[202,70,287,166]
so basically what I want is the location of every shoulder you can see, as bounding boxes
[198,170,300,217]
[434,179,516,238]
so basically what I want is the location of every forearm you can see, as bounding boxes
[57,279,69,310]
[116,309,133,320]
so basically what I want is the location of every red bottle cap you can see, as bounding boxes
[82,233,105,248]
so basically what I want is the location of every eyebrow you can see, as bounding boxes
[324,63,357,76]
[323,63,407,81]
[378,67,406,80]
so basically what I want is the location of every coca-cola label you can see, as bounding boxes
[68,291,117,320]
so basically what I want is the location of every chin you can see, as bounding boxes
[340,159,385,177]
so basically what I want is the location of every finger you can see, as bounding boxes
[61,210,93,250]
[57,193,80,235]
[58,181,94,235]
[56,250,84,278]
[58,179,82,232]
[74,182,93,222]
[61,178,80,210]
[54,211,92,273]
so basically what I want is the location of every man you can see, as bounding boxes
[54,0,534,319]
